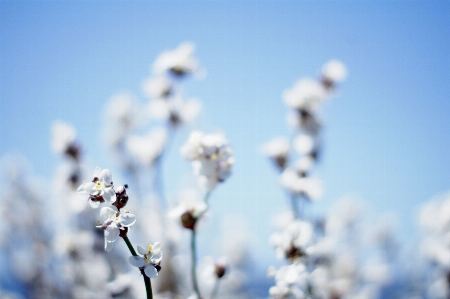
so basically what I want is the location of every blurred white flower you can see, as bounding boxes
[51,120,77,156]
[181,131,234,191]
[283,78,327,112]
[280,168,323,200]
[269,263,308,299]
[129,242,162,278]
[148,97,202,127]
[153,42,200,77]
[321,59,348,84]
[293,134,315,156]
[125,127,167,166]
[261,137,290,169]
[170,189,208,229]
[97,206,136,252]
[270,220,314,260]
[77,167,115,208]
[142,76,173,98]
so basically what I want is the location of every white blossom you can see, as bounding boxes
[280,168,323,200]
[153,42,200,76]
[77,167,115,208]
[283,78,327,112]
[321,59,348,84]
[129,242,162,278]
[125,127,167,166]
[51,120,77,155]
[142,76,173,99]
[97,206,136,252]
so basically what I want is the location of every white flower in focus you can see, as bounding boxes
[280,168,323,200]
[283,78,327,112]
[142,76,173,98]
[129,242,162,278]
[51,120,77,155]
[77,167,115,208]
[321,60,347,84]
[153,42,199,76]
[97,206,136,252]
[125,127,167,166]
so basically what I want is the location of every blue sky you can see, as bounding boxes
[1,1,450,273]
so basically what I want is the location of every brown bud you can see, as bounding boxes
[119,227,128,238]
[181,211,197,230]
[113,185,129,210]
[214,264,226,278]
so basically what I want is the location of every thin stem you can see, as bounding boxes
[210,278,220,299]
[191,228,202,299]
[122,236,153,299]
[291,193,299,219]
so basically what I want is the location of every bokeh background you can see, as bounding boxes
[1,1,450,298]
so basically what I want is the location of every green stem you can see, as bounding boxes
[122,236,153,299]
[191,228,202,299]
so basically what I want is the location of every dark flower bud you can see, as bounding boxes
[214,261,227,279]
[119,227,128,238]
[113,185,129,210]
[181,211,197,230]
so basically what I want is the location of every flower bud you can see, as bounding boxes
[113,184,129,210]
[181,211,197,230]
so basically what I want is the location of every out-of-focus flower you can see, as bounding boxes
[129,242,163,278]
[51,120,79,159]
[147,97,202,127]
[280,168,323,200]
[270,220,314,261]
[153,42,200,77]
[293,134,315,156]
[125,127,167,166]
[181,131,234,191]
[97,206,136,252]
[142,76,173,99]
[321,59,348,88]
[261,137,290,170]
[77,167,115,208]
[269,263,308,299]
[283,78,327,112]
[170,189,208,229]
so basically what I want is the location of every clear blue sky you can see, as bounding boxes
[1,1,450,272]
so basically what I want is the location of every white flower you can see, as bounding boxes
[280,168,323,200]
[321,60,347,83]
[270,220,314,260]
[181,131,234,191]
[128,242,162,278]
[77,167,115,208]
[261,137,290,169]
[142,76,173,98]
[293,134,315,156]
[153,42,200,76]
[125,128,167,166]
[269,263,308,298]
[283,78,327,112]
[97,206,136,252]
[170,189,208,229]
[147,97,202,126]
[51,120,77,155]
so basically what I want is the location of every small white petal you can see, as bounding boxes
[104,188,116,203]
[144,265,158,278]
[119,213,136,227]
[105,223,119,242]
[129,256,146,267]
[137,246,147,256]
[99,169,112,184]
[100,207,116,222]
[105,239,114,252]
[151,251,162,263]
[89,200,101,209]
[77,183,87,193]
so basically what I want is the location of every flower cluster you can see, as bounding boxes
[181,131,234,191]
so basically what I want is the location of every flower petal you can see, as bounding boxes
[144,265,158,278]
[105,223,119,242]
[89,200,101,209]
[104,188,116,203]
[151,251,162,264]
[137,246,147,256]
[77,183,87,193]
[129,256,146,268]
[100,207,116,222]
[105,238,114,252]
[119,213,136,227]
[99,169,112,184]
